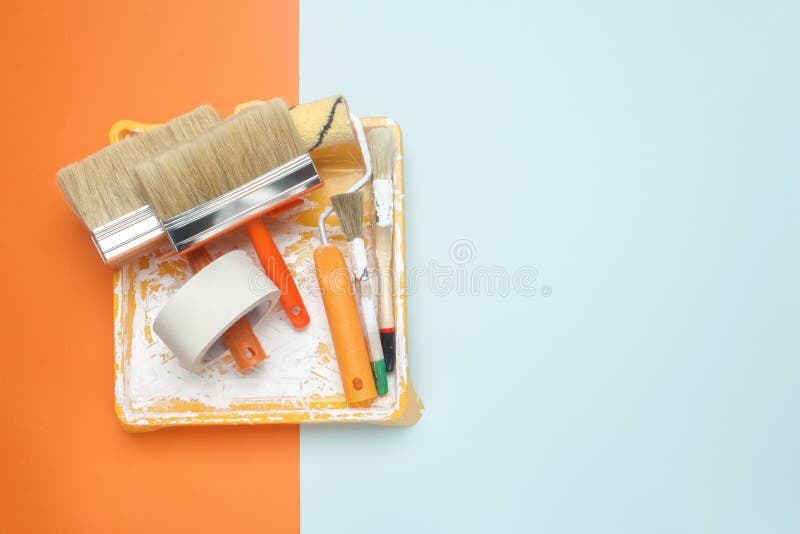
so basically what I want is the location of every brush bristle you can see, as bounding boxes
[366,127,393,182]
[330,191,363,241]
[56,105,220,230]
[136,99,307,221]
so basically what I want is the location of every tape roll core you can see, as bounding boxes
[154,250,280,372]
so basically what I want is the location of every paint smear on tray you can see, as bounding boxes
[125,223,386,408]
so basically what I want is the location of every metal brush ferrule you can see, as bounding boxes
[163,154,320,253]
[91,205,166,267]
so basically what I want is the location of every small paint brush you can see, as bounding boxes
[134,99,322,330]
[366,127,396,372]
[331,191,388,396]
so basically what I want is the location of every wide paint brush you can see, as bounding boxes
[73,95,355,266]
[57,106,218,266]
[134,99,321,330]
[57,106,268,372]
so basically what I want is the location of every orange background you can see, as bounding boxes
[0,1,299,532]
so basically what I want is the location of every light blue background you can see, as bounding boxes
[300,2,800,532]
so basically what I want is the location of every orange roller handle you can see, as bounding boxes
[186,248,268,372]
[314,244,377,404]
[245,218,310,329]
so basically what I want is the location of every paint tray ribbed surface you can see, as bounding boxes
[113,117,422,431]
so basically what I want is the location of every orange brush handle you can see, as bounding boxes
[220,318,267,372]
[314,245,377,404]
[245,218,310,329]
[186,248,268,372]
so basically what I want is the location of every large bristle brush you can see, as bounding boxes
[57,106,268,372]
[135,100,320,331]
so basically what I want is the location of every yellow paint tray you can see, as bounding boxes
[112,116,422,431]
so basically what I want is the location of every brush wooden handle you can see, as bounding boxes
[186,248,268,372]
[356,278,389,395]
[245,219,310,329]
[375,226,395,329]
[314,244,377,404]
[375,225,396,372]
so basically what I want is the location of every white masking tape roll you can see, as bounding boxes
[154,250,280,372]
